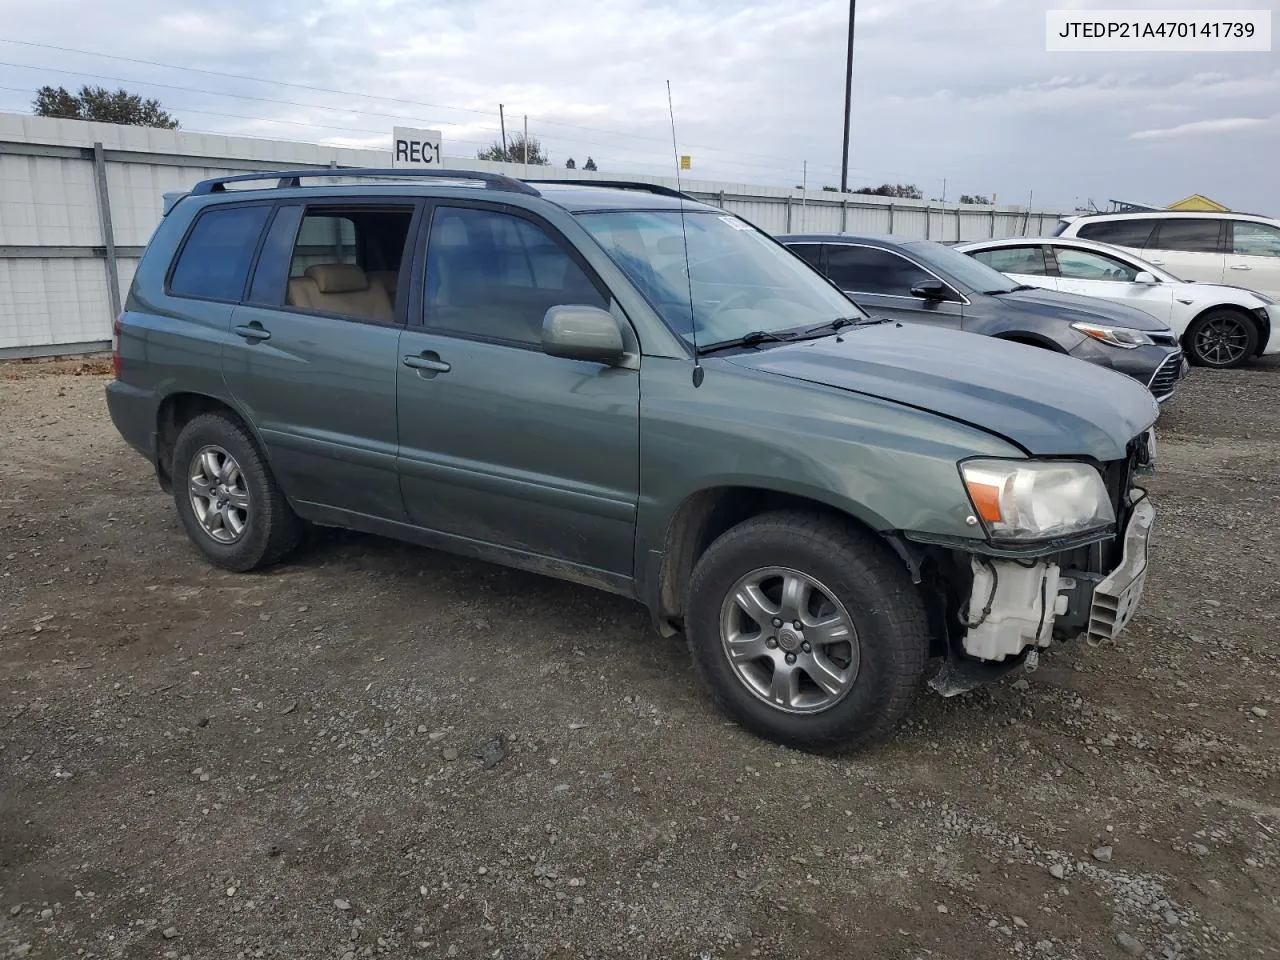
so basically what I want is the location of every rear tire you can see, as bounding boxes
[1184,309,1258,369]
[171,412,301,571]
[685,511,930,751]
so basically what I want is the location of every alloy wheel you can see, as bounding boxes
[188,445,250,544]
[719,566,860,714]
[1193,315,1250,367]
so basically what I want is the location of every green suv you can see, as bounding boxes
[106,169,1159,749]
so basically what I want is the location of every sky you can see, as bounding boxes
[0,0,1277,213]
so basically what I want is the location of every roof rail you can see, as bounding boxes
[187,168,541,197]
[524,179,697,202]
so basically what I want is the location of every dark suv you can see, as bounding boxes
[107,169,1159,750]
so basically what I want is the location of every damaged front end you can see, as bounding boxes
[906,430,1156,696]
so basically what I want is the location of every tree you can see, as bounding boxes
[565,157,576,169]
[476,132,549,165]
[851,183,922,199]
[33,85,179,128]
[583,156,597,172]
[960,194,991,205]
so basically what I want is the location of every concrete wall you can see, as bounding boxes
[0,112,1065,355]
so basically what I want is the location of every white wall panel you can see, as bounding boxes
[0,111,1065,353]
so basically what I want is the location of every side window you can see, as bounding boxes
[283,207,415,323]
[972,246,1049,276]
[825,245,934,297]
[1232,222,1280,258]
[788,243,823,269]
[1054,248,1140,282]
[168,204,271,301]
[1150,218,1222,254]
[290,214,358,277]
[425,206,607,346]
[1076,219,1155,248]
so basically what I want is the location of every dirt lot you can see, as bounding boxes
[2,357,1278,960]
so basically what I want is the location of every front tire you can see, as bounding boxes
[171,412,301,571]
[1184,309,1258,368]
[685,511,930,751]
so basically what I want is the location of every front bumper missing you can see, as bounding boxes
[949,496,1155,669]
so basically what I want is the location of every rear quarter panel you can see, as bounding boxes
[113,198,254,451]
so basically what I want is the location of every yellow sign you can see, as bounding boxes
[679,155,691,170]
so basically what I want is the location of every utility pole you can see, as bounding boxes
[839,0,856,193]
[499,104,507,158]
[800,160,808,231]
[523,115,529,166]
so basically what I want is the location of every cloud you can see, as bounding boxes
[0,0,1277,212]
[1130,117,1276,140]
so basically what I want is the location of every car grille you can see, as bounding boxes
[1147,350,1184,401]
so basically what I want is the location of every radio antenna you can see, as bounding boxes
[667,80,703,388]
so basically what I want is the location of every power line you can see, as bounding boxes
[0,38,868,174]
[0,59,829,179]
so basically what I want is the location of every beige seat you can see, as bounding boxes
[288,263,393,322]
[368,270,399,301]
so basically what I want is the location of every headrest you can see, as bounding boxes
[306,263,369,294]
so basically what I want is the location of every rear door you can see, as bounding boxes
[822,243,964,328]
[1049,246,1174,324]
[394,201,641,577]
[969,244,1057,292]
[1144,218,1226,284]
[1226,220,1280,299]
[223,200,420,521]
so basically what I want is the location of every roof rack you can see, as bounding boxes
[188,168,541,197]
[524,179,697,202]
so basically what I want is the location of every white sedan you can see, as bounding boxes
[956,236,1280,369]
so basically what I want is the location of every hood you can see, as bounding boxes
[725,324,1159,461]
[993,287,1172,331]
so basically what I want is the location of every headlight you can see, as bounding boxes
[960,459,1115,541]
[1070,322,1154,349]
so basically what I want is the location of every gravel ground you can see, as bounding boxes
[1,357,1278,960]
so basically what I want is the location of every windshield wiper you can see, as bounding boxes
[696,329,794,356]
[984,284,1037,295]
[796,315,891,338]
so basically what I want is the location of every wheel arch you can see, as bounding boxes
[652,485,907,635]
[1183,303,1267,359]
[155,392,263,493]
[993,331,1066,352]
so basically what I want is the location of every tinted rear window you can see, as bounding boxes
[1075,219,1155,248]
[1150,218,1222,253]
[169,204,271,301]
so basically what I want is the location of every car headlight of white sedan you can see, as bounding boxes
[960,459,1115,541]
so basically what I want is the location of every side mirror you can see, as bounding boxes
[1133,271,1158,285]
[910,278,949,300]
[542,305,626,365]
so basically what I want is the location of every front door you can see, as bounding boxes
[1050,246,1175,324]
[223,201,419,521]
[822,243,964,328]
[395,202,641,577]
[1227,220,1280,300]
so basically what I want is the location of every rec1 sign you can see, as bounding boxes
[392,127,443,168]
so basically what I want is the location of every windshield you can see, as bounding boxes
[576,210,865,346]
[904,240,1019,294]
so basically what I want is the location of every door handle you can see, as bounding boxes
[402,353,451,374]
[1228,263,1252,270]
[1147,259,1164,265]
[233,323,271,341]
